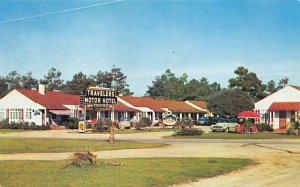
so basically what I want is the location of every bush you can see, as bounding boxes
[136,117,151,130]
[93,119,111,132]
[286,122,300,136]
[63,118,79,129]
[29,122,36,130]
[256,123,273,132]
[173,118,195,129]
[172,129,204,136]
[0,120,49,130]
[0,120,9,129]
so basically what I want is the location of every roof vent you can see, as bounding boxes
[38,84,45,95]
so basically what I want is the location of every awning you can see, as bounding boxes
[237,111,259,118]
[49,110,72,115]
[269,102,300,111]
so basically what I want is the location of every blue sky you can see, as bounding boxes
[0,0,299,96]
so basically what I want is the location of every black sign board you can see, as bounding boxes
[80,95,85,104]
[81,88,117,105]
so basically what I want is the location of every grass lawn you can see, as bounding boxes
[0,157,253,187]
[168,132,300,139]
[0,129,29,134]
[0,138,166,154]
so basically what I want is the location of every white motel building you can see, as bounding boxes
[255,85,300,129]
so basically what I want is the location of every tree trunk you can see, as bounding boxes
[109,122,115,144]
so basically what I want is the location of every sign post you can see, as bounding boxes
[79,87,117,143]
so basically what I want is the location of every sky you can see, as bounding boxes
[0,0,299,96]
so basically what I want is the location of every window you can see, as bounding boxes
[26,109,32,120]
[291,111,295,123]
[10,109,21,120]
[0,109,4,120]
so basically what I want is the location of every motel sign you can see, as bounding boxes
[80,88,117,105]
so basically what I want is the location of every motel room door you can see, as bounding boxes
[279,111,287,129]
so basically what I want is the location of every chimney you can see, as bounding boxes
[38,84,45,95]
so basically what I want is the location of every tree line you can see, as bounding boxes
[0,65,289,116]
[0,66,133,97]
[146,66,289,116]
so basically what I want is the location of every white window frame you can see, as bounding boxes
[0,109,4,121]
[10,109,21,120]
[26,109,32,120]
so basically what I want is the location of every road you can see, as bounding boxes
[0,129,300,187]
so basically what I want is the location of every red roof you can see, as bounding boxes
[237,111,259,118]
[156,99,202,113]
[186,100,207,110]
[291,85,300,91]
[269,102,300,111]
[16,89,80,110]
[97,102,139,112]
[118,96,164,112]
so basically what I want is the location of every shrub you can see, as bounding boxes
[256,123,273,132]
[63,118,79,129]
[172,129,204,136]
[286,122,300,136]
[0,120,9,129]
[173,118,195,129]
[29,122,36,130]
[93,119,111,132]
[136,117,151,130]
[0,120,49,130]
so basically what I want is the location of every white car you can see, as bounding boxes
[210,119,238,132]
[118,118,131,129]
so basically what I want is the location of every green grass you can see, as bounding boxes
[168,132,300,139]
[0,129,29,134]
[0,157,254,187]
[0,138,166,154]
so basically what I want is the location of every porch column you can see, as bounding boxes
[188,113,191,119]
[196,113,199,120]
[110,111,114,121]
[137,112,140,122]
[179,113,183,120]
[152,112,155,124]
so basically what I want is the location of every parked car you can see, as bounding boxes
[210,119,239,132]
[197,117,218,126]
[153,117,162,126]
[118,118,131,129]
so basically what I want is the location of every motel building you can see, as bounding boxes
[254,85,300,130]
[0,85,82,126]
[95,96,208,123]
[0,85,209,126]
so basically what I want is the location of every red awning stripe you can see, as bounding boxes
[49,110,72,115]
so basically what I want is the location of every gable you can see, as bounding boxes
[0,90,44,109]
[255,86,300,110]
[17,89,80,110]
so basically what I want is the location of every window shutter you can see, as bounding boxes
[6,109,9,120]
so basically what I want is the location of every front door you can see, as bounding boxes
[279,111,287,129]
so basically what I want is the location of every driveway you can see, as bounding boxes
[0,130,300,187]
